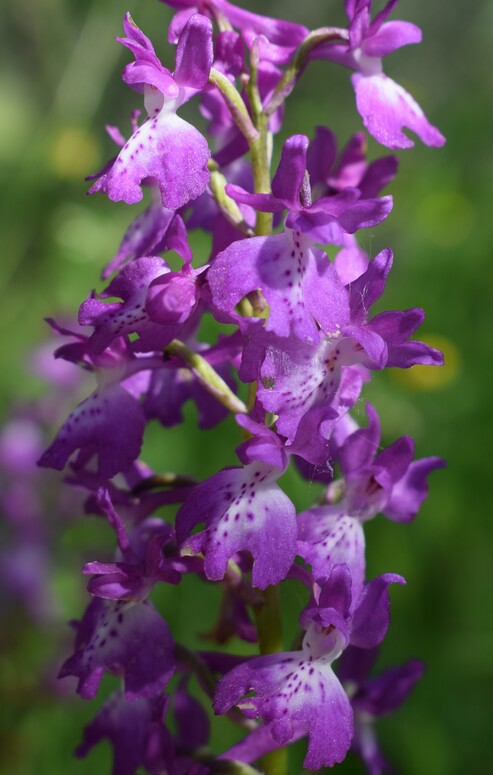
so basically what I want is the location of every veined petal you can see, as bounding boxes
[250,333,366,441]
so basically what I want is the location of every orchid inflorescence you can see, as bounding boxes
[37,1,445,772]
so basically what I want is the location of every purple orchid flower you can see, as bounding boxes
[308,125,398,200]
[224,133,393,244]
[215,565,404,769]
[79,256,174,354]
[76,693,172,775]
[36,324,160,480]
[89,13,213,209]
[37,381,146,481]
[87,119,192,279]
[239,248,443,442]
[312,0,445,148]
[82,489,188,602]
[307,125,398,281]
[207,134,393,343]
[297,403,445,593]
[175,432,297,588]
[59,597,175,701]
[79,253,205,357]
[27,1,448,769]
[102,190,192,280]
[77,687,211,775]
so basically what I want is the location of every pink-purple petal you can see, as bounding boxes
[209,232,334,343]
[363,21,422,58]
[173,13,213,89]
[79,257,171,353]
[76,693,168,775]
[38,384,145,480]
[350,573,405,649]
[384,456,446,523]
[271,134,310,209]
[59,598,175,700]
[92,113,210,210]
[176,464,297,589]
[297,508,366,594]
[214,651,353,769]
[306,125,338,188]
[352,72,446,149]
[337,194,393,233]
[224,184,286,213]
[349,248,393,320]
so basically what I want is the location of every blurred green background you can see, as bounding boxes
[0,0,491,773]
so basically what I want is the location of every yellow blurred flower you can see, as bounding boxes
[50,127,99,179]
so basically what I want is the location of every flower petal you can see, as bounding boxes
[352,72,445,149]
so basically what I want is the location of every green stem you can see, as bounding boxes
[211,45,286,774]
[208,160,254,236]
[264,26,349,117]
[244,46,287,775]
[209,68,259,143]
[254,586,288,775]
[165,339,247,415]
[249,117,273,237]
[246,48,273,238]
[253,585,284,655]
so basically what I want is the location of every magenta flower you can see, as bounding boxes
[76,694,171,775]
[297,404,445,593]
[313,0,445,148]
[59,597,175,701]
[215,565,404,769]
[38,382,146,481]
[176,457,297,589]
[89,14,213,208]
[208,134,394,343]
